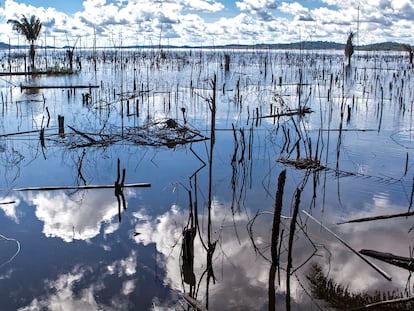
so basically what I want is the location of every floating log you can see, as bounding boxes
[261,107,312,118]
[0,70,76,76]
[5,183,151,192]
[360,249,414,272]
[302,210,392,281]
[21,84,99,90]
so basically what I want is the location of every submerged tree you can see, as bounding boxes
[7,15,42,71]
[344,32,355,67]
[402,44,413,64]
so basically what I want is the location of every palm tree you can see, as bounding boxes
[344,32,354,67]
[7,15,42,71]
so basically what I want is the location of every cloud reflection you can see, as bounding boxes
[133,193,414,310]
[133,201,278,310]
[18,266,104,311]
[0,197,20,223]
[18,253,139,311]
[22,189,132,242]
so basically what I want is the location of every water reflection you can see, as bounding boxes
[24,190,122,242]
[0,197,20,223]
[1,49,414,310]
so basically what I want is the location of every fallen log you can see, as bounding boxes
[261,107,313,118]
[21,84,99,90]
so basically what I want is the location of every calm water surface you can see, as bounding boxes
[0,49,413,310]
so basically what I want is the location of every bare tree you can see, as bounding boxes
[344,32,354,67]
[402,44,413,64]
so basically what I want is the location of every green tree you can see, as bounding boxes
[7,15,42,71]
[345,32,354,67]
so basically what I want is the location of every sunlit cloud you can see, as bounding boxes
[0,0,413,46]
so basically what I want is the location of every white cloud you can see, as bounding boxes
[19,251,140,310]
[0,197,20,223]
[121,279,136,295]
[23,190,123,242]
[18,266,103,311]
[236,0,278,20]
[0,0,413,47]
[107,250,137,277]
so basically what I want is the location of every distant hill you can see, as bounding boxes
[356,42,405,51]
[222,41,345,50]
[0,42,10,49]
[221,41,406,51]
[0,41,407,51]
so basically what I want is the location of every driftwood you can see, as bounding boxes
[337,211,414,225]
[51,119,209,149]
[278,157,325,171]
[302,210,392,281]
[182,293,208,311]
[360,249,414,272]
[261,107,312,118]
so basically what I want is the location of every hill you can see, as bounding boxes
[0,41,407,51]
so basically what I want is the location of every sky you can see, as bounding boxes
[0,0,414,47]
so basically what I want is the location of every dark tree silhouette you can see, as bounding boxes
[8,15,42,71]
[344,32,354,67]
[402,44,413,64]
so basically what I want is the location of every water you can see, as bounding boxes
[0,48,413,310]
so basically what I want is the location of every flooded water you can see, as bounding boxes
[0,48,413,310]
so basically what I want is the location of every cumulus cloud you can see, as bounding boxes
[0,0,413,47]
[236,0,278,20]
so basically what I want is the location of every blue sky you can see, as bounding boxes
[1,0,414,47]
[13,0,85,14]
